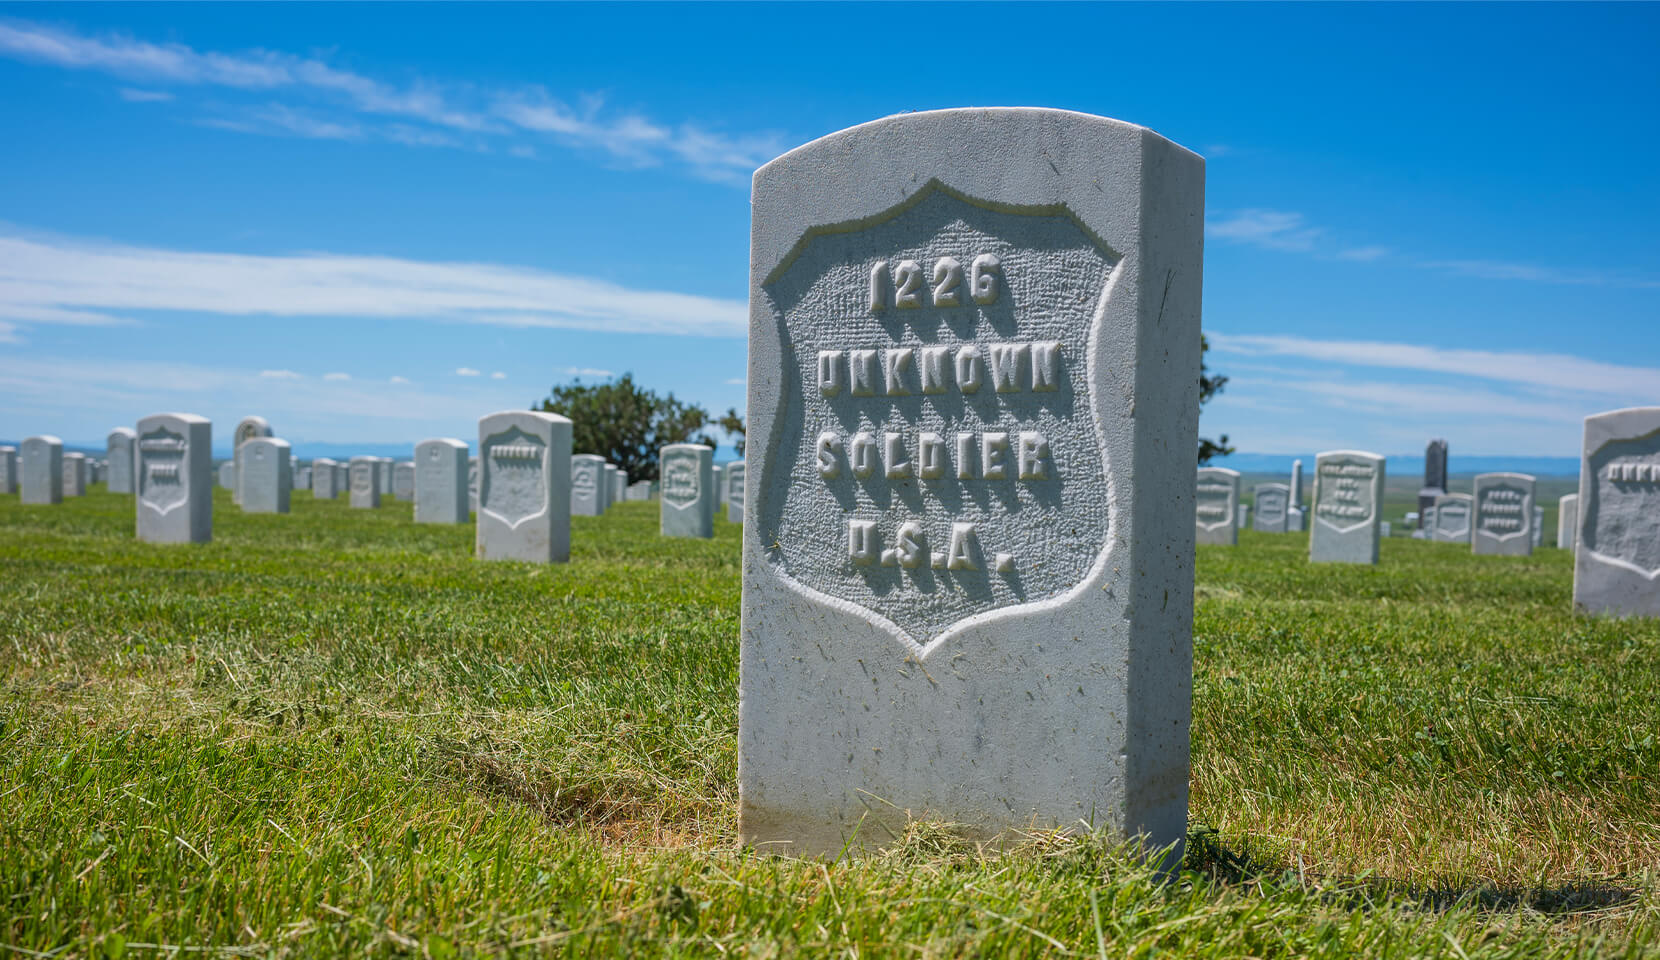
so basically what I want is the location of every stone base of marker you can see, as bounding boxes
[738,108,1200,858]
[1572,407,1660,617]
[136,413,212,543]
[476,411,572,563]
[1287,507,1305,532]
[1473,472,1536,556]
[1195,467,1239,546]
[1309,451,1384,564]
[660,444,714,538]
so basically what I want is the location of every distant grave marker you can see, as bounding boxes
[1419,438,1448,517]
[62,453,87,498]
[349,456,380,509]
[415,438,469,524]
[241,437,291,514]
[20,436,63,505]
[1253,483,1289,533]
[107,428,136,494]
[312,458,340,499]
[726,461,747,524]
[1195,467,1240,546]
[231,416,271,507]
[1557,493,1579,552]
[219,461,236,491]
[1309,450,1384,564]
[476,411,571,563]
[1431,493,1472,543]
[738,109,1201,857]
[570,454,608,517]
[136,413,211,543]
[1573,407,1660,616]
[1473,472,1536,556]
[0,446,15,495]
[659,444,713,538]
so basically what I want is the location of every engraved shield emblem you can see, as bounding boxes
[137,427,187,516]
[1478,482,1531,543]
[661,454,699,509]
[480,428,547,528]
[1313,458,1378,534]
[759,182,1116,653]
[1437,501,1470,538]
[1195,474,1234,532]
[1583,430,1660,579]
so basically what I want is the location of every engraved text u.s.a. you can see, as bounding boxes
[760,182,1117,654]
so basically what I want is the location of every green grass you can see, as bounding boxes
[2,487,1657,957]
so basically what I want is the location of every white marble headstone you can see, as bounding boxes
[726,461,747,524]
[611,467,627,507]
[311,458,339,499]
[1431,493,1471,543]
[62,452,87,498]
[218,462,236,491]
[136,413,212,543]
[1473,472,1536,557]
[1239,503,1251,529]
[107,428,137,494]
[1253,483,1289,533]
[415,438,469,525]
[659,444,713,539]
[476,411,571,563]
[1195,467,1239,546]
[0,446,15,495]
[231,416,271,506]
[713,464,726,509]
[1572,407,1660,616]
[240,437,291,514]
[628,480,651,501]
[738,109,1202,858]
[349,456,380,509]
[20,436,63,505]
[1557,493,1579,552]
[570,454,608,517]
[1531,505,1544,549]
[393,462,415,502]
[1309,451,1384,564]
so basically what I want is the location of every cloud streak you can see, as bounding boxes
[0,228,748,339]
[0,19,782,179]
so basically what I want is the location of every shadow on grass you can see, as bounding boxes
[1184,826,1637,916]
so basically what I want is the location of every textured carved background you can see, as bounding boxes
[1584,428,1660,574]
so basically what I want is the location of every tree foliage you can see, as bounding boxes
[535,373,717,483]
[1198,333,1234,465]
[717,408,747,457]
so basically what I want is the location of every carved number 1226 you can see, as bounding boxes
[870,254,1001,312]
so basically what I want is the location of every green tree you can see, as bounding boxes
[1198,333,1234,464]
[535,373,716,483]
[717,408,746,457]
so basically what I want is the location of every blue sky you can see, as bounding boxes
[0,3,1656,458]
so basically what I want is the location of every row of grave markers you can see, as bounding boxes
[4,109,1657,863]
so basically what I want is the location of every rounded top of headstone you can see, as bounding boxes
[108,427,138,440]
[479,409,571,428]
[1474,471,1537,483]
[662,443,713,453]
[139,412,210,426]
[25,435,63,445]
[1198,466,1241,478]
[233,416,272,446]
[416,437,469,452]
[245,436,290,452]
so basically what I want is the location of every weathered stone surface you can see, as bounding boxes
[1573,407,1660,616]
[476,411,572,563]
[311,458,340,499]
[1419,438,1448,516]
[1253,483,1289,533]
[21,436,63,505]
[349,456,380,509]
[1473,472,1536,557]
[738,109,1202,858]
[107,428,137,494]
[62,453,87,498]
[415,438,469,525]
[1431,494,1471,543]
[726,461,747,524]
[232,416,271,507]
[468,457,479,512]
[612,467,627,507]
[0,446,15,495]
[713,464,726,508]
[1195,467,1239,546]
[660,444,714,538]
[136,413,212,543]
[570,454,608,517]
[218,462,236,490]
[1557,493,1579,552]
[1309,450,1384,564]
[241,437,291,514]
[295,466,311,491]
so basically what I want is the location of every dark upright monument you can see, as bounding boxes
[1417,438,1448,519]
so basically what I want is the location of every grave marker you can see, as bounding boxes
[231,416,271,506]
[415,438,469,524]
[738,109,1202,857]
[393,462,415,501]
[1473,472,1536,556]
[1557,493,1578,552]
[612,467,627,506]
[727,461,747,523]
[1287,459,1305,531]
[713,464,726,509]
[135,413,212,543]
[1253,483,1289,533]
[1239,503,1251,529]
[1531,505,1544,549]
[107,428,137,494]
[241,437,291,514]
[20,436,63,505]
[476,411,571,563]
[1572,407,1660,616]
[219,461,236,491]
[659,443,713,538]
[1195,467,1239,546]
[468,457,479,512]
[628,480,651,501]
[349,456,380,509]
[1419,438,1449,516]
[0,446,15,495]
[1431,493,1472,543]
[62,453,87,498]
[570,454,608,516]
[312,458,340,498]
[1310,450,1384,564]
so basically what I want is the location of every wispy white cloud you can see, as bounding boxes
[0,19,779,179]
[562,367,613,378]
[389,375,410,385]
[455,367,480,377]
[259,369,302,380]
[1335,245,1390,262]
[0,228,747,339]
[489,371,506,380]
[322,372,350,381]
[1207,209,1323,252]
[724,377,746,385]
[1208,332,1660,400]
[117,87,172,103]
[1421,259,1660,289]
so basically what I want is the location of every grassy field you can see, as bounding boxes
[2,486,1657,957]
